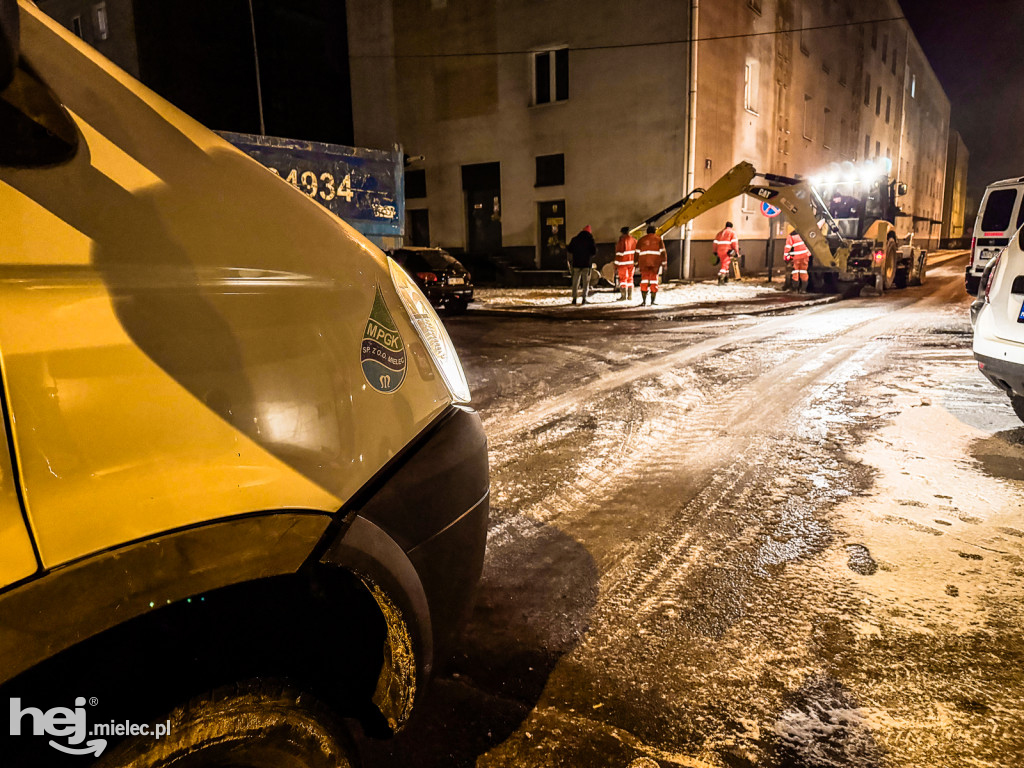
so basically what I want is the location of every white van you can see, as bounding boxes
[967,176,1024,294]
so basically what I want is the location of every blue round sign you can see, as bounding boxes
[761,201,781,218]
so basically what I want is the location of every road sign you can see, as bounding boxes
[761,201,781,218]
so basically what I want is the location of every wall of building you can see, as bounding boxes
[942,130,969,244]
[349,0,954,274]
[36,0,139,77]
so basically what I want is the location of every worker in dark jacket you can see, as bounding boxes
[567,225,597,305]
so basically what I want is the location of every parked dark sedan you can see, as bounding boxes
[391,247,474,312]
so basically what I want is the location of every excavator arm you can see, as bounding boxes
[631,161,849,272]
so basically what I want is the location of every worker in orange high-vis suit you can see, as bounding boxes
[784,229,811,292]
[614,226,638,301]
[713,221,739,285]
[636,225,667,306]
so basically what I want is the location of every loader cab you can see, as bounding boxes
[817,168,899,242]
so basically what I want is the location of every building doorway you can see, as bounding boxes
[538,200,566,269]
[407,209,430,246]
[462,162,502,256]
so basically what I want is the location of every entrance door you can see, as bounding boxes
[462,162,502,256]
[538,200,566,269]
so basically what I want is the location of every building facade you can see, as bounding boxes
[348,0,955,277]
[36,0,140,78]
[942,130,970,246]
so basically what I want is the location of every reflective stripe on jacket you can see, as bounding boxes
[713,227,739,258]
[783,233,809,261]
[615,234,638,266]
[636,233,666,271]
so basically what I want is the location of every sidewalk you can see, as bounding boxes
[466,250,969,321]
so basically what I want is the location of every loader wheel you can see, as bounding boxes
[893,268,909,289]
[909,253,928,286]
[1012,395,1024,426]
[882,249,897,291]
[96,683,358,768]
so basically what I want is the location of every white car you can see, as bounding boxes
[973,225,1024,423]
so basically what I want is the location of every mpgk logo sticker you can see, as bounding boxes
[361,286,407,394]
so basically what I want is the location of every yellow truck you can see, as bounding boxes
[0,2,488,764]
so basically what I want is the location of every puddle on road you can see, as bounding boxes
[969,427,1024,481]
[845,544,878,575]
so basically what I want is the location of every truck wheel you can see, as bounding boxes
[909,253,928,286]
[882,250,897,290]
[97,684,358,768]
[1012,395,1024,426]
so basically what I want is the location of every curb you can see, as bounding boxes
[466,292,842,322]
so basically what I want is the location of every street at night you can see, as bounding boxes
[363,254,1024,767]
[5,0,1024,766]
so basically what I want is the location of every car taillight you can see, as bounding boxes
[417,272,438,283]
[984,251,1002,302]
[873,250,884,263]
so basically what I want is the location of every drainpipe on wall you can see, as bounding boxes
[682,0,698,281]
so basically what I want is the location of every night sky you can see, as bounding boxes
[898,0,1024,201]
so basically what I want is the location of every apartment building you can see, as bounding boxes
[349,0,954,277]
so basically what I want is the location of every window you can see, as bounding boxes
[535,153,564,187]
[823,108,833,149]
[71,15,83,37]
[802,94,814,139]
[748,0,762,13]
[405,169,426,199]
[744,61,760,113]
[891,48,898,75]
[875,86,881,116]
[864,133,871,158]
[871,24,878,50]
[533,48,568,105]
[799,8,809,55]
[980,189,1018,231]
[882,33,888,63]
[875,140,880,158]
[93,2,108,41]
[911,74,917,98]
[864,74,871,106]
[885,95,891,123]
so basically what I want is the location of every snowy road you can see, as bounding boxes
[362,255,1024,767]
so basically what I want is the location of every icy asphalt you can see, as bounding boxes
[360,251,1024,768]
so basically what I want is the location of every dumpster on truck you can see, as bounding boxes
[220,131,405,250]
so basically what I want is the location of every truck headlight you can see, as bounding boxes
[388,256,471,403]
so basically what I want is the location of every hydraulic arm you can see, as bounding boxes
[631,161,849,272]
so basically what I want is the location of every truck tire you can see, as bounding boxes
[909,253,928,286]
[97,684,358,768]
[1012,395,1024,426]
[882,249,897,291]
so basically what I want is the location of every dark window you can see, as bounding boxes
[748,0,762,13]
[864,133,870,158]
[71,15,83,37]
[864,74,871,106]
[981,189,1019,231]
[882,33,888,62]
[554,48,568,101]
[405,169,426,199]
[885,95,891,123]
[534,51,550,105]
[875,86,881,115]
[461,161,500,191]
[535,153,564,187]
[891,48,898,75]
[871,25,877,50]
[875,140,880,157]
[1017,198,1024,231]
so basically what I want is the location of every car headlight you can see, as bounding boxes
[388,256,471,403]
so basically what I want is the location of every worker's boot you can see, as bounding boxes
[650,292,656,305]
[617,288,626,301]
[626,286,633,300]
[640,292,647,306]
[717,275,724,286]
